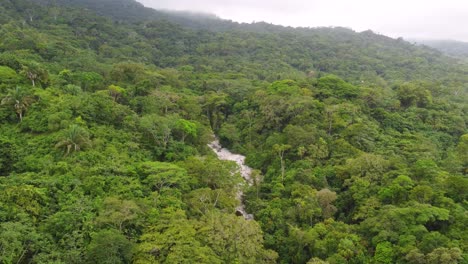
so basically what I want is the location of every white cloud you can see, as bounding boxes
[137,0,468,41]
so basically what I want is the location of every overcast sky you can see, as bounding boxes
[137,0,468,42]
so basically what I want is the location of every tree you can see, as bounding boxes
[110,62,145,83]
[198,212,278,263]
[137,161,191,192]
[315,75,359,100]
[251,169,264,199]
[20,63,48,87]
[341,153,389,181]
[290,183,321,225]
[202,91,228,131]
[185,188,237,216]
[308,137,329,165]
[378,175,414,204]
[147,89,181,115]
[426,247,462,264]
[0,222,41,264]
[445,175,468,202]
[181,157,239,190]
[0,137,16,176]
[0,66,19,85]
[396,82,432,108]
[173,119,197,142]
[139,114,172,153]
[55,124,91,155]
[405,249,426,264]
[108,84,126,102]
[134,209,222,264]
[1,86,34,122]
[373,241,394,264]
[73,72,103,91]
[316,188,337,219]
[412,159,439,181]
[86,229,134,264]
[455,134,468,174]
[273,144,291,184]
[297,219,367,263]
[307,258,329,264]
[409,185,434,204]
[2,184,46,220]
[323,103,359,136]
[96,197,141,232]
[49,6,61,21]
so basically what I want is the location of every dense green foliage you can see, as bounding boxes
[0,0,467,263]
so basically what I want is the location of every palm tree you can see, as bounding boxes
[21,63,48,87]
[0,86,34,122]
[55,124,91,155]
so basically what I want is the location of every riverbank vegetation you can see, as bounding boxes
[0,0,467,263]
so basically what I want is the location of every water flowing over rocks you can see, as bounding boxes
[208,138,254,220]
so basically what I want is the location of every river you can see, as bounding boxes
[208,139,254,220]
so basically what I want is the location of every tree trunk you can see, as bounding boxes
[327,113,333,135]
[280,153,285,184]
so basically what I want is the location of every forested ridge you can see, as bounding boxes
[0,0,467,263]
[413,39,468,58]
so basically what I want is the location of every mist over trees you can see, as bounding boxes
[412,39,468,58]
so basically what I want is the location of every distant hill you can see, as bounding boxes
[411,39,468,57]
[36,0,230,30]
[40,0,166,21]
[24,0,465,85]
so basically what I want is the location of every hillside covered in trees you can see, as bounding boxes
[0,0,467,263]
[412,39,468,58]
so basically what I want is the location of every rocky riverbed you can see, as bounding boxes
[208,139,254,220]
